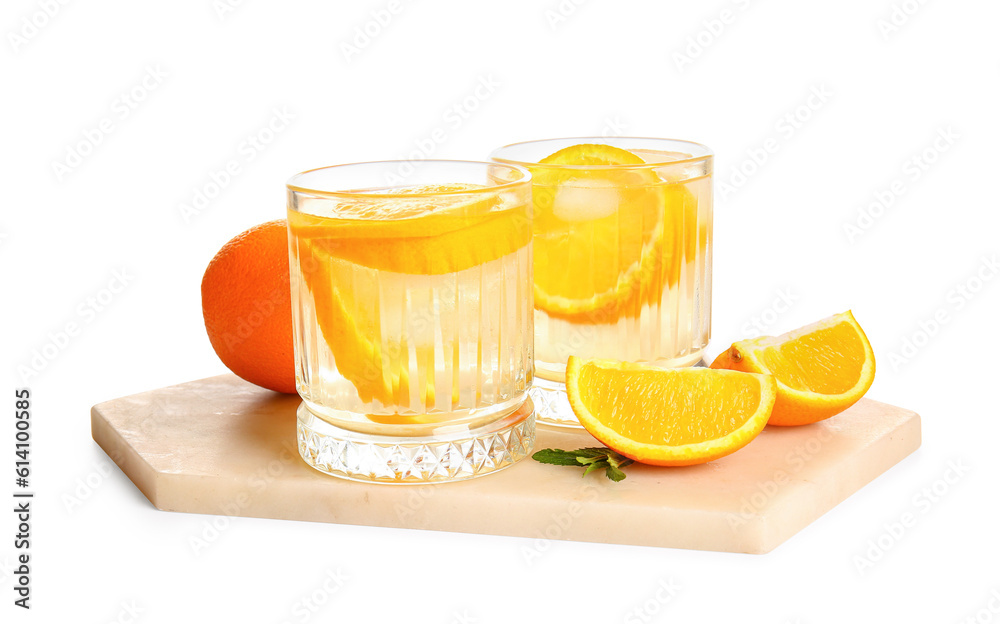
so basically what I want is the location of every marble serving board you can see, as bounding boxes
[91,374,921,554]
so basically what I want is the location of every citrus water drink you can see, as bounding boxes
[286,161,535,482]
[492,138,713,426]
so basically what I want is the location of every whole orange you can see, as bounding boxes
[201,220,296,394]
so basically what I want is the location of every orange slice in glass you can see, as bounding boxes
[288,184,529,407]
[529,144,697,323]
[288,183,530,275]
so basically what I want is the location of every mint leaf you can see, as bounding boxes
[582,459,609,478]
[575,448,615,459]
[532,448,586,466]
[605,463,627,482]
[532,446,633,481]
[605,452,633,471]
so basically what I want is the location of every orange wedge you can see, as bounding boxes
[565,356,776,466]
[710,311,876,426]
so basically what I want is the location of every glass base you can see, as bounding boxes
[297,399,535,484]
[531,356,710,429]
[529,378,581,428]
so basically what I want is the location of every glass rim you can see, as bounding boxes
[286,159,531,199]
[490,136,713,170]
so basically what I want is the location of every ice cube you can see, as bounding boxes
[551,179,620,222]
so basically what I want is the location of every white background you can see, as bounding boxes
[3,0,999,621]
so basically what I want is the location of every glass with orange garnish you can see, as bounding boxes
[286,161,535,483]
[491,138,713,426]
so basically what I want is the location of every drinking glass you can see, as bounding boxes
[287,161,535,482]
[491,138,713,426]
